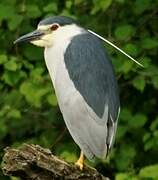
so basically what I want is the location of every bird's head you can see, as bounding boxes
[14,16,82,47]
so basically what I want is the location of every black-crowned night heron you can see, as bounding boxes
[14,16,120,170]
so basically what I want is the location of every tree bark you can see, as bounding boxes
[2,144,109,180]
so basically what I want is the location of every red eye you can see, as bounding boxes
[50,24,59,31]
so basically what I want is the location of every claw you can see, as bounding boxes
[75,160,84,170]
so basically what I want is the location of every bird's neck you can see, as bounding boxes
[44,24,86,84]
[52,24,85,45]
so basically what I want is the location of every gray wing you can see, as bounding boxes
[63,32,120,159]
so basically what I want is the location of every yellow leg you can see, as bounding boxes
[75,151,84,170]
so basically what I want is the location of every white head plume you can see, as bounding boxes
[88,30,144,67]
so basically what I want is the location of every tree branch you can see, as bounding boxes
[2,144,109,180]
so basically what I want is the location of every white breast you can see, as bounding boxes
[44,41,69,86]
[44,39,82,110]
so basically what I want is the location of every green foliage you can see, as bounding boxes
[141,38,158,49]
[132,76,146,92]
[0,0,158,180]
[139,164,158,179]
[114,25,135,40]
[91,0,112,14]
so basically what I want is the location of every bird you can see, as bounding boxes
[14,16,120,170]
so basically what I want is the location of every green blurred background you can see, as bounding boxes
[0,0,158,179]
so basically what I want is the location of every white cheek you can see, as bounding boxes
[31,40,46,47]
[31,34,53,47]
[42,34,54,46]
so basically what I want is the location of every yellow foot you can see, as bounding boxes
[75,151,84,170]
[75,160,84,170]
